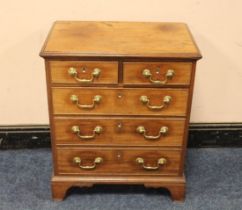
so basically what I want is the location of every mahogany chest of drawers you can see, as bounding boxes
[40,21,201,202]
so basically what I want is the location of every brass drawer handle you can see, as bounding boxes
[71,125,103,140]
[68,67,101,83]
[70,94,102,109]
[142,69,175,84]
[140,95,172,110]
[136,157,167,170]
[136,126,168,140]
[73,157,103,170]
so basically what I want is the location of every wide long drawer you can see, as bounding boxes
[56,147,182,176]
[52,88,189,116]
[53,117,185,147]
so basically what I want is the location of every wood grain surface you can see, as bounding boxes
[49,61,118,84]
[56,147,182,176]
[40,21,201,59]
[123,62,192,86]
[53,117,185,147]
[52,87,189,116]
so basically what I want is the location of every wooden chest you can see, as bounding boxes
[40,21,201,202]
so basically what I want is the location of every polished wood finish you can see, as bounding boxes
[40,21,201,202]
[56,147,181,175]
[53,117,185,147]
[123,62,192,86]
[49,61,118,85]
[40,21,201,59]
[52,88,189,116]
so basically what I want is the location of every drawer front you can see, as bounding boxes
[56,147,181,175]
[49,61,118,84]
[123,62,192,86]
[53,117,185,147]
[52,88,189,116]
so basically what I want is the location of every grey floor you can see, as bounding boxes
[0,148,242,210]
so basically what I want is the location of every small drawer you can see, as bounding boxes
[56,147,181,175]
[53,117,185,147]
[52,88,188,116]
[49,61,118,85]
[123,62,192,86]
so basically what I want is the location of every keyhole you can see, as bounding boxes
[155,68,160,74]
[116,151,122,160]
[81,67,86,73]
[117,123,122,129]
[116,122,123,132]
[117,93,123,99]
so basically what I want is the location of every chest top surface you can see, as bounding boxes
[40,21,201,59]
